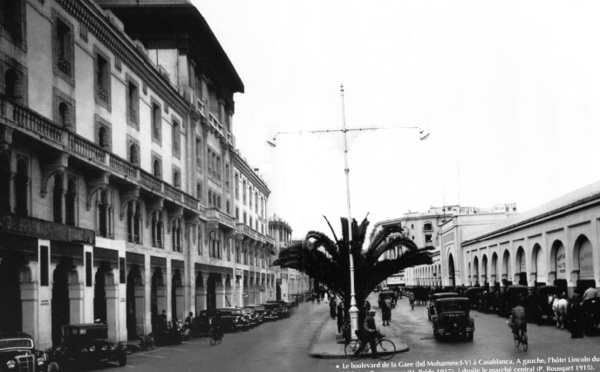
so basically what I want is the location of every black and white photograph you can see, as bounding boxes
[0,0,599,371]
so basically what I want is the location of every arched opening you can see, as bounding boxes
[473,256,479,286]
[97,190,109,238]
[0,251,24,333]
[126,264,143,340]
[532,244,545,285]
[206,274,217,310]
[448,253,456,288]
[58,102,71,129]
[243,277,248,306]
[129,144,139,165]
[52,257,73,346]
[0,152,11,212]
[53,173,63,223]
[276,282,281,300]
[98,126,109,149]
[502,250,512,286]
[491,253,499,291]
[94,262,112,324]
[574,236,595,294]
[481,254,489,290]
[150,267,165,332]
[65,178,76,226]
[171,269,183,323]
[153,159,161,179]
[15,158,28,215]
[516,247,527,285]
[550,240,567,294]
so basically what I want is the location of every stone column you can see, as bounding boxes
[68,283,85,324]
[215,276,225,308]
[105,284,120,343]
[175,287,185,321]
[195,286,206,312]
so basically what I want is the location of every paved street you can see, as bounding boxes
[99,296,600,372]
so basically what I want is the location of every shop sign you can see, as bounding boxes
[235,269,242,277]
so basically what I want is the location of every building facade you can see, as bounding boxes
[0,0,275,349]
[373,204,517,288]
[268,215,310,300]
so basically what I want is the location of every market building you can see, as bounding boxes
[0,0,276,349]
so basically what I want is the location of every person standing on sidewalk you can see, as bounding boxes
[330,297,337,319]
[382,296,392,326]
[337,302,344,333]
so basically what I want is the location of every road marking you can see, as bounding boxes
[164,347,188,352]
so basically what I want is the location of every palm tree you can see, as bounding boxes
[273,216,432,338]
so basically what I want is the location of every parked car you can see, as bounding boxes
[497,285,529,317]
[266,301,291,318]
[194,309,221,336]
[216,308,250,332]
[427,292,459,320]
[529,285,560,325]
[581,297,600,335]
[465,287,486,310]
[238,307,261,328]
[48,324,127,369]
[261,303,281,320]
[244,305,266,325]
[431,297,475,341]
[0,332,59,372]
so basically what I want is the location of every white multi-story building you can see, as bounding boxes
[0,0,276,349]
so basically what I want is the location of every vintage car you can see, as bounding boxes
[237,307,261,328]
[49,324,126,369]
[261,303,281,320]
[432,297,475,341]
[497,285,529,317]
[427,292,459,320]
[216,308,250,332]
[244,305,266,324]
[0,333,58,372]
[529,285,560,325]
[465,287,486,311]
[265,301,291,318]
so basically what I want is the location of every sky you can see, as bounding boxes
[193,0,600,240]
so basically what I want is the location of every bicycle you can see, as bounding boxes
[209,326,222,346]
[344,335,396,360]
[512,328,527,351]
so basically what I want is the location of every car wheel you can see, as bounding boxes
[118,351,127,367]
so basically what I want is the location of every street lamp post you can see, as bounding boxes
[268,85,430,338]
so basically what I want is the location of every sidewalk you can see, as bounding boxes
[308,294,409,359]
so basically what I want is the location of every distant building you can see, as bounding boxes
[373,204,517,288]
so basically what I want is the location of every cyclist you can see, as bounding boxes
[353,310,383,359]
[508,299,527,346]
[209,313,223,341]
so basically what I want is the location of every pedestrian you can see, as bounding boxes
[570,294,584,338]
[337,302,344,333]
[330,297,337,319]
[383,296,392,326]
[311,291,315,304]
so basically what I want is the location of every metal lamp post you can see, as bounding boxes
[268,85,430,337]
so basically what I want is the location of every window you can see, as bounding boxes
[0,152,11,212]
[197,227,203,255]
[242,180,247,205]
[97,189,112,238]
[172,120,180,158]
[196,183,202,201]
[151,210,163,248]
[151,102,161,143]
[195,137,202,171]
[2,0,24,45]
[54,13,74,81]
[152,155,162,179]
[424,222,433,231]
[235,173,239,200]
[225,163,230,188]
[52,173,63,223]
[15,158,28,215]
[94,51,111,108]
[126,78,139,128]
[425,234,432,243]
[173,170,181,188]
[127,201,141,244]
[129,143,139,166]
[65,177,76,226]
[209,231,221,259]
[4,68,24,103]
[226,201,230,214]
[235,207,239,221]
[172,219,182,252]
[95,117,111,150]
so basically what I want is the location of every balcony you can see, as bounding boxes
[208,113,224,135]
[206,208,235,231]
[0,211,95,245]
[0,95,202,219]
